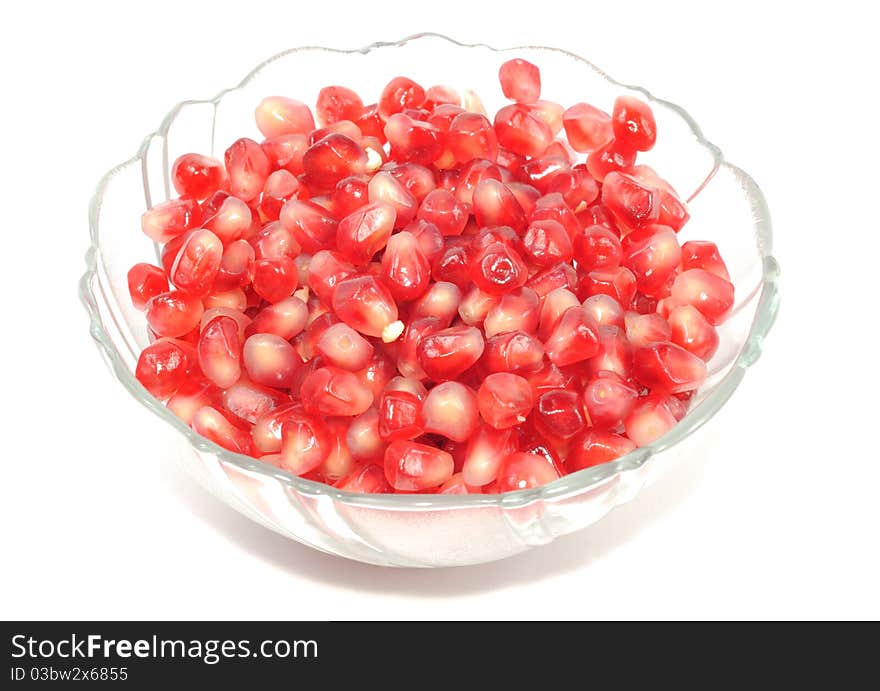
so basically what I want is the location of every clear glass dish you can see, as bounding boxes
[80,33,779,567]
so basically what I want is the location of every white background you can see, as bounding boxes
[2,0,878,620]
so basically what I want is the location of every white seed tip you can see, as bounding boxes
[293,286,310,302]
[382,320,405,343]
[365,147,384,172]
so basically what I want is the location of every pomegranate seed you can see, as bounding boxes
[336,463,392,493]
[245,297,307,341]
[333,175,370,217]
[670,269,735,325]
[316,322,374,371]
[254,96,315,138]
[305,250,354,303]
[318,418,356,481]
[458,286,500,327]
[483,330,545,373]
[378,388,423,441]
[368,171,417,228]
[544,306,600,366]
[202,307,250,339]
[221,380,288,426]
[419,381,479,442]
[171,153,226,200]
[167,381,218,425]
[192,406,253,455]
[353,103,386,142]
[128,263,168,310]
[380,230,431,301]
[529,100,565,135]
[211,240,254,292]
[633,341,707,394]
[258,170,302,220]
[568,430,636,472]
[455,158,502,206]
[580,266,637,308]
[472,179,527,232]
[378,77,426,119]
[168,228,223,298]
[531,193,580,236]
[146,290,204,338]
[483,287,540,338]
[197,315,242,389]
[438,473,480,494]
[546,166,599,210]
[582,294,625,329]
[404,218,444,264]
[331,275,401,340]
[526,262,578,300]
[470,242,529,296]
[520,156,569,193]
[538,288,581,340]
[202,195,253,245]
[681,241,731,281]
[410,281,462,327]
[279,200,337,255]
[495,452,560,492]
[625,395,678,447]
[668,305,719,361]
[534,389,586,441]
[250,403,300,454]
[587,325,632,379]
[582,371,639,430]
[477,372,534,429]
[387,163,436,203]
[252,256,298,303]
[335,202,396,265]
[279,411,330,475]
[397,317,443,380]
[384,113,443,165]
[562,103,613,152]
[141,198,200,244]
[316,86,364,126]
[498,59,541,103]
[574,226,623,275]
[602,172,661,230]
[494,104,554,158]
[623,225,682,298]
[302,133,368,192]
[204,288,246,311]
[300,366,374,417]
[624,311,672,349]
[241,333,300,388]
[612,96,657,152]
[523,219,573,267]
[417,325,485,382]
[462,426,517,487]
[383,440,453,491]
[224,138,271,202]
[135,338,196,399]
[431,240,473,288]
[346,409,385,462]
[261,133,308,175]
[448,112,499,163]
[585,139,636,182]
[424,84,461,109]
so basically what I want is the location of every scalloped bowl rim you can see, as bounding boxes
[80,32,780,511]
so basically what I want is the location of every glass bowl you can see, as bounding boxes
[80,33,779,567]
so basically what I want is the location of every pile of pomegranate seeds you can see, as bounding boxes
[132,59,734,495]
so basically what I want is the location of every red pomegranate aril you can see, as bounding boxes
[625,395,677,447]
[526,262,578,301]
[587,325,633,379]
[135,338,196,399]
[146,290,204,338]
[333,175,370,217]
[252,256,298,304]
[128,263,168,310]
[335,201,396,265]
[473,179,527,232]
[353,103,386,142]
[496,452,560,492]
[169,228,223,298]
[384,113,443,165]
[507,182,541,217]
[201,195,252,245]
[529,100,565,135]
[438,474,480,495]
[197,315,242,389]
[245,297,307,342]
[668,305,719,361]
[167,381,218,425]
[424,84,461,109]
[544,306,600,366]
[432,240,473,289]
[670,269,735,325]
[388,163,436,202]
[580,266,637,307]
[224,138,271,202]
[633,341,707,394]
[346,409,385,462]
[483,330,545,373]
[602,172,661,231]
[368,171,417,228]
[254,96,315,138]
[462,426,517,487]
[477,372,533,429]
[279,200,337,254]
[681,241,731,281]
[448,112,499,163]
[250,403,302,454]
[259,169,302,221]
[396,317,442,380]
[538,288,581,340]
[545,167,600,210]
[417,325,485,382]
[332,275,401,341]
[471,242,529,296]
[202,307,250,340]
[171,153,226,200]
[378,389,423,441]
[612,95,657,153]
[279,413,330,475]
[316,322,374,372]
[573,226,623,272]
[458,286,499,327]
[494,103,554,158]
[623,225,682,298]
[221,380,288,426]
[204,288,246,311]
[300,366,374,417]
[568,430,636,472]
[410,281,462,327]
[585,139,637,182]
[211,240,254,292]
[483,287,540,338]
[301,133,368,192]
[305,250,354,304]
[192,406,253,455]
[582,372,639,430]
[316,86,364,126]
[384,440,453,491]
[582,294,625,329]
[455,158,502,206]
[241,333,300,388]
[404,218,443,263]
[534,389,586,441]
[378,77,426,119]
[562,103,613,152]
[624,311,672,349]
[261,133,309,175]
[523,219,573,267]
[380,231,431,302]
[319,418,357,481]
[419,381,479,442]
[336,463,392,493]
[141,198,200,244]
[498,58,541,103]
[531,193,580,236]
